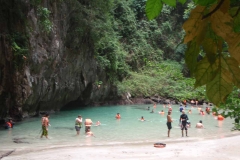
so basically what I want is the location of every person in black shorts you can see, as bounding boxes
[166,111,172,137]
[179,110,189,137]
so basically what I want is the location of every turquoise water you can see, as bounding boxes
[0,104,238,150]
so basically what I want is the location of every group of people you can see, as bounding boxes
[74,115,96,136]
[40,102,214,139]
[166,110,191,137]
[166,103,208,137]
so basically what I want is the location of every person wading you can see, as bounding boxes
[75,115,82,135]
[166,111,173,137]
[179,110,189,137]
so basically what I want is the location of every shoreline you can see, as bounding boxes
[1,132,240,160]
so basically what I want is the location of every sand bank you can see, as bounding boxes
[1,134,240,160]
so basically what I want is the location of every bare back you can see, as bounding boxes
[167,115,172,122]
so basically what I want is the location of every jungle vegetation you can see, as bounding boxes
[146,0,240,129]
[2,0,240,128]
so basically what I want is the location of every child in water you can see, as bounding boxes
[95,121,101,126]
[139,116,145,121]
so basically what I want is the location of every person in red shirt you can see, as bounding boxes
[4,118,14,129]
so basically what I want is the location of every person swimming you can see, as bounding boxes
[188,109,192,114]
[95,121,101,126]
[150,109,154,113]
[159,110,164,114]
[196,120,204,128]
[139,116,145,121]
[115,113,121,119]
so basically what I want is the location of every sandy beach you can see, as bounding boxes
[1,133,240,160]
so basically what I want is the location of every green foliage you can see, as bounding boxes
[183,2,195,19]
[10,33,28,70]
[117,60,205,101]
[213,88,240,130]
[193,0,217,6]
[37,7,52,33]
[145,0,163,20]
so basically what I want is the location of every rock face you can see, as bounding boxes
[0,0,118,120]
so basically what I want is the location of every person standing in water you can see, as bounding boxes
[84,118,93,133]
[166,111,172,137]
[179,110,189,137]
[41,113,50,139]
[75,115,82,135]
[115,113,121,119]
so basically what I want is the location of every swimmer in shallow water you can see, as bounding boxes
[159,110,164,114]
[139,116,145,121]
[196,120,204,128]
[95,121,101,126]
[86,128,94,136]
[115,113,121,119]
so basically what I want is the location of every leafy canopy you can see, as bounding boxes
[146,0,240,106]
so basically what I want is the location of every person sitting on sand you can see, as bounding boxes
[196,120,204,128]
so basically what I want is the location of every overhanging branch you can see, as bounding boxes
[202,0,224,19]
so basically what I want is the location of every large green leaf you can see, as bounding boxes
[230,7,240,33]
[223,57,240,88]
[206,57,233,105]
[162,0,176,7]
[202,38,218,64]
[194,56,215,87]
[146,0,163,20]
[178,0,187,4]
[185,40,200,76]
[194,0,217,6]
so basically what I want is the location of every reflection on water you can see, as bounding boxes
[0,104,238,150]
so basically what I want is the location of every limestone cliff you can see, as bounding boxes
[0,0,118,120]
